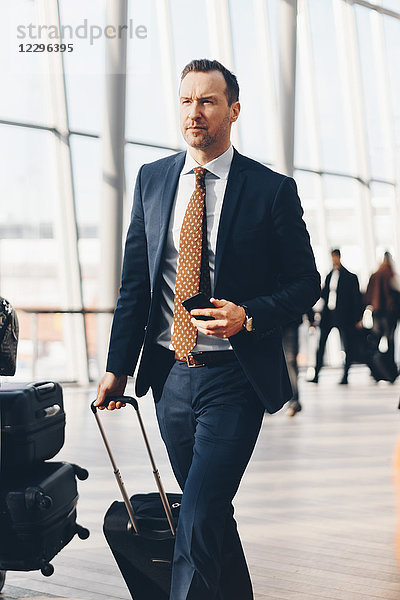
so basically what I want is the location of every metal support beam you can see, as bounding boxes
[298,0,330,273]
[36,0,89,384]
[369,9,400,261]
[253,0,283,171]
[333,0,376,279]
[97,0,128,374]
[206,0,240,149]
[278,0,298,177]
[350,0,400,20]
[156,0,180,149]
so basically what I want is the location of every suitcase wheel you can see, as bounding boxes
[73,465,89,481]
[40,560,54,577]
[76,524,90,540]
[25,488,53,511]
[0,570,6,592]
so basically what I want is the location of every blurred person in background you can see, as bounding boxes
[364,252,400,379]
[284,310,314,417]
[310,249,363,385]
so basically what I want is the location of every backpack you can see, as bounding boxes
[0,297,19,376]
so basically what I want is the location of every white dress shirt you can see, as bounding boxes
[327,269,340,310]
[156,145,234,351]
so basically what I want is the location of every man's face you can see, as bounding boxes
[331,253,341,269]
[179,70,240,154]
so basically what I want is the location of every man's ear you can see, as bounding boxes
[231,101,240,122]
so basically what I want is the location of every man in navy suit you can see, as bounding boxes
[96,59,320,600]
[310,249,362,385]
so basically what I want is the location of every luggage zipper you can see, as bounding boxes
[151,559,171,564]
[3,410,64,430]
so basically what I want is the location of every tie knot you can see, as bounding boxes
[193,166,206,185]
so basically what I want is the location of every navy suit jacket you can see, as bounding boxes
[106,149,321,413]
[320,267,362,327]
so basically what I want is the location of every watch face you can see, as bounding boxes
[245,316,253,332]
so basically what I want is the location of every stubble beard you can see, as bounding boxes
[184,113,231,151]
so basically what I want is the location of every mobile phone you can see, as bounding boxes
[181,292,214,320]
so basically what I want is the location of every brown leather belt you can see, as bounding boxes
[175,350,236,368]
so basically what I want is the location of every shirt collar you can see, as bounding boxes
[181,145,234,180]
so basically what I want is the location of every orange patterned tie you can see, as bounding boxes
[171,167,207,359]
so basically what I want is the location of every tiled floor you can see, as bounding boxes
[2,366,400,599]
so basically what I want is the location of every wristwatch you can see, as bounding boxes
[241,305,255,332]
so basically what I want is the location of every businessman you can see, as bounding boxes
[310,249,362,384]
[96,59,320,600]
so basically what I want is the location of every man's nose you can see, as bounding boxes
[188,102,201,120]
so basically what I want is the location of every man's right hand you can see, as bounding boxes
[95,372,128,410]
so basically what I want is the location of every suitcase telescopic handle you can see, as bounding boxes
[90,397,175,536]
[91,396,138,412]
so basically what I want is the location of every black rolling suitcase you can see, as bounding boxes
[352,329,398,382]
[0,381,65,471]
[91,396,181,600]
[370,350,398,383]
[0,461,89,576]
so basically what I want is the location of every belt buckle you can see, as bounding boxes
[186,353,205,368]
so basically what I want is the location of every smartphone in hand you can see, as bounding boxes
[182,292,214,320]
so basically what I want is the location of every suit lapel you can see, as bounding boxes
[152,152,185,284]
[214,149,246,291]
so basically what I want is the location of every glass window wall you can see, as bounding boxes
[2,0,399,381]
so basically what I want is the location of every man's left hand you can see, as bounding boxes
[191,298,246,338]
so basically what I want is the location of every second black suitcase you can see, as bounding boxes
[0,461,89,576]
[0,381,65,470]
